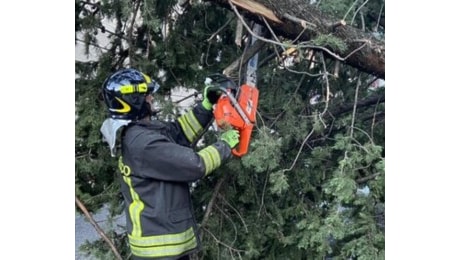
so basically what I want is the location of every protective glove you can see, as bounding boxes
[202,85,222,111]
[220,129,240,149]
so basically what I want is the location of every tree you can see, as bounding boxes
[75,0,384,259]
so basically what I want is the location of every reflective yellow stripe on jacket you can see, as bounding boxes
[177,110,204,143]
[198,145,221,175]
[129,227,198,258]
[122,175,145,237]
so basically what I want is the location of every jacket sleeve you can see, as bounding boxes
[174,103,214,146]
[140,134,232,182]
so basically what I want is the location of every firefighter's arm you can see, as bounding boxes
[175,104,213,145]
[141,136,233,182]
[175,86,221,145]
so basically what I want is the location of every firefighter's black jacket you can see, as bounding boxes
[119,104,232,259]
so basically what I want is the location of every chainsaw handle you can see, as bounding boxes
[231,124,253,157]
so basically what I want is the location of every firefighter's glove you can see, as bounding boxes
[202,85,222,111]
[220,129,240,149]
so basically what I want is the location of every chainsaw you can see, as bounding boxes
[206,23,263,157]
[206,74,259,157]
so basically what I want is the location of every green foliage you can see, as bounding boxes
[318,0,356,18]
[241,126,282,173]
[79,231,130,259]
[269,170,290,195]
[311,34,348,53]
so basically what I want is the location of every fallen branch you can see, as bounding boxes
[75,196,123,260]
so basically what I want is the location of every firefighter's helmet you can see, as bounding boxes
[101,68,160,120]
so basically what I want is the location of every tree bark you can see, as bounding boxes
[206,0,385,79]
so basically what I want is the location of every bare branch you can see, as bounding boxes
[349,74,362,138]
[281,128,315,174]
[75,196,122,260]
[257,171,269,218]
[235,19,244,46]
[351,0,369,27]
[262,17,285,52]
[282,13,316,29]
[374,3,385,31]
[218,194,249,233]
[319,52,331,116]
[215,204,239,244]
[202,227,247,253]
[75,38,111,52]
[342,0,360,21]
[207,16,235,42]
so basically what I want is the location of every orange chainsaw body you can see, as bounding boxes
[213,84,259,157]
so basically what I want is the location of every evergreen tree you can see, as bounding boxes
[76,0,384,259]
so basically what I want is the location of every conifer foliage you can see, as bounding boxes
[76,0,384,259]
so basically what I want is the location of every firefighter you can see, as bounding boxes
[99,68,240,259]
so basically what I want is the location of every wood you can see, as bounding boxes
[230,0,282,23]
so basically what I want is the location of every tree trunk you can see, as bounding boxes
[206,0,385,79]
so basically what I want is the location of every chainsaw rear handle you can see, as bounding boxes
[231,124,253,157]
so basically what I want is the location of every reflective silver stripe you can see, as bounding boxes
[123,176,145,236]
[129,228,198,258]
[178,111,203,142]
[198,146,221,175]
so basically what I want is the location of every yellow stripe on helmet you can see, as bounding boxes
[109,97,131,113]
[119,83,149,94]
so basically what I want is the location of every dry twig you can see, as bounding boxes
[75,196,122,260]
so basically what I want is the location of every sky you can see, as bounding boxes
[1,1,460,259]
